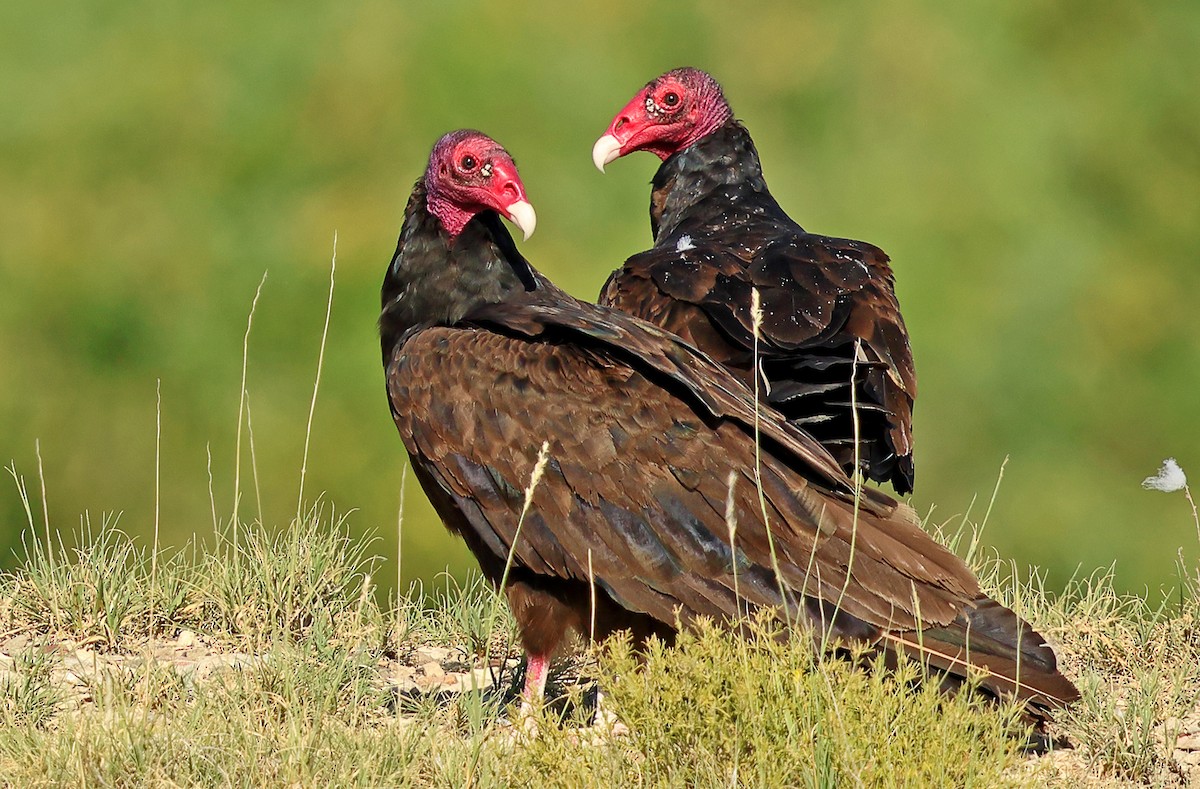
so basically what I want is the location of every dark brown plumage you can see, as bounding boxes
[382,130,1077,721]
[594,67,917,494]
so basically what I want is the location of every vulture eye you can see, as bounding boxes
[460,155,477,170]
[663,92,680,107]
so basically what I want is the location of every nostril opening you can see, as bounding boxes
[502,182,519,200]
[615,117,626,131]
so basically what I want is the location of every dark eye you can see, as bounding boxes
[460,155,476,170]
[663,92,680,107]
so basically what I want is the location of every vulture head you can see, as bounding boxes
[425,129,537,240]
[592,67,733,171]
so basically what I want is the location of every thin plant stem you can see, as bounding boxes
[151,379,161,636]
[35,440,51,573]
[967,457,1008,567]
[7,463,35,541]
[486,441,551,697]
[725,471,741,624]
[587,548,596,643]
[245,392,263,526]
[206,443,218,537]
[298,233,337,520]
[233,271,269,531]
[1186,485,1200,547]
[396,463,408,610]
[830,339,864,648]
[749,288,792,627]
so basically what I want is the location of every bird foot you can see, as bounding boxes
[517,700,542,736]
[498,692,628,746]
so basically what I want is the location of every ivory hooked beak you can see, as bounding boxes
[505,200,537,241]
[591,134,623,173]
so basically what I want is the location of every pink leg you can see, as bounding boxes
[522,652,550,704]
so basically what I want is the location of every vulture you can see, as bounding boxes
[381,130,1077,724]
[593,67,918,494]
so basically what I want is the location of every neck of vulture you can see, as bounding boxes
[379,180,535,357]
[648,120,779,243]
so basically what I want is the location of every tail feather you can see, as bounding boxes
[882,596,1079,713]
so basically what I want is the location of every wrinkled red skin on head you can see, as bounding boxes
[424,130,528,237]
[603,67,733,161]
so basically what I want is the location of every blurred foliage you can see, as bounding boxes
[1,1,1197,597]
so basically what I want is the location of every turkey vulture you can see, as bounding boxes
[381,130,1077,718]
[593,67,918,494]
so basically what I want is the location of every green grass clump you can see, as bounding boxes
[1023,568,1200,785]
[198,502,386,649]
[0,646,419,787]
[0,514,193,651]
[0,649,63,730]
[0,504,387,653]
[394,572,517,659]
[6,508,1200,786]
[951,548,1200,786]
[497,619,1024,788]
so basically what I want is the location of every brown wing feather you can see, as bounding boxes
[389,323,970,640]
[601,233,917,492]
[880,596,1081,712]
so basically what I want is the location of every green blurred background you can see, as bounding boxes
[1,1,1197,598]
